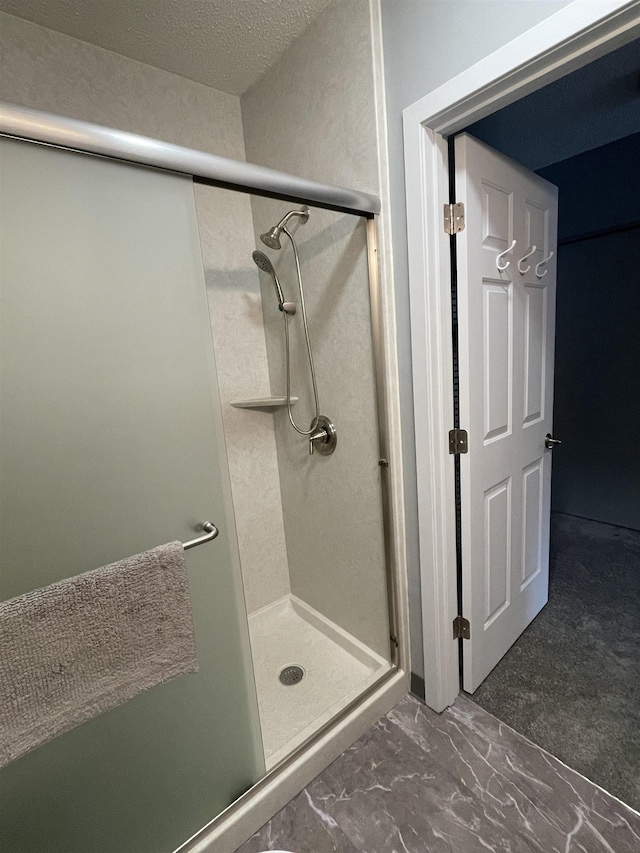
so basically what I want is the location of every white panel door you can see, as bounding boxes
[455,133,558,692]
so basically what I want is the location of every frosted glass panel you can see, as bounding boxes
[0,138,264,853]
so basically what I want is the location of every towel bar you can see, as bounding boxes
[182,522,219,550]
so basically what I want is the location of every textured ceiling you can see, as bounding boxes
[0,0,334,94]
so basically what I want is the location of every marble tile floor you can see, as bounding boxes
[236,693,640,853]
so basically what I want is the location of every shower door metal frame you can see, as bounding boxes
[0,99,400,664]
[366,217,401,668]
[0,101,408,850]
[0,102,380,216]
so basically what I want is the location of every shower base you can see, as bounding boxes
[248,594,389,769]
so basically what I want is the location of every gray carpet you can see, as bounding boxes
[470,512,640,811]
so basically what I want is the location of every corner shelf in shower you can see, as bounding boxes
[230,396,298,412]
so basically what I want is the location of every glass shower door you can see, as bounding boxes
[0,138,264,853]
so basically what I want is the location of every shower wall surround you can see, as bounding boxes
[252,201,390,659]
[195,187,290,612]
[0,12,241,156]
[0,11,290,613]
[242,0,390,659]
[242,0,378,193]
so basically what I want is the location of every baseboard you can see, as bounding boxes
[410,671,426,702]
[552,510,640,534]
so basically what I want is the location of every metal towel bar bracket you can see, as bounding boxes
[183,522,219,550]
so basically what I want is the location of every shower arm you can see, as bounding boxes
[276,209,308,231]
[261,206,310,249]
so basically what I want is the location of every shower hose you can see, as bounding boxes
[281,225,320,436]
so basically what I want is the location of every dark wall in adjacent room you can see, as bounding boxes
[466,38,640,171]
[537,134,640,530]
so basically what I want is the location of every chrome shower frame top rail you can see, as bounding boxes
[0,101,380,217]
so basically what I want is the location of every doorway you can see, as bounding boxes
[404,0,640,714]
[456,108,640,805]
[404,0,640,807]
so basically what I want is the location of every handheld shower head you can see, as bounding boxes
[252,249,283,302]
[260,205,310,251]
[252,249,276,275]
[252,250,295,314]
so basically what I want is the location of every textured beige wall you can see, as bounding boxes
[0,11,290,612]
[195,190,291,613]
[242,0,378,194]
[242,0,391,659]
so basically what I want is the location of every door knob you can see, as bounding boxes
[545,433,562,449]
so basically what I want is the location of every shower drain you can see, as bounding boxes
[279,665,305,686]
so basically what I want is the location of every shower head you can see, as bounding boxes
[260,205,310,251]
[252,250,292,312]
[252,249,276,276]
[260,228,282,250]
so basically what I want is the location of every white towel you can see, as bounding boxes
[0,541,198,766]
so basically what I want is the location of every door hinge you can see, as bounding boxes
[453,616,470,640]
[449,428,468,454]
[444,202,465,235]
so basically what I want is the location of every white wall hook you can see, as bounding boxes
[535,250,554,278]
[496,239,516,271]
[517,245,537,274]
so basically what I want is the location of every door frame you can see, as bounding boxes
[403,0,640,712]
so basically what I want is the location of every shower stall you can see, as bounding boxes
[0,102,403,853]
